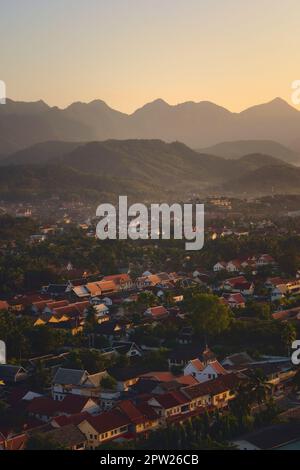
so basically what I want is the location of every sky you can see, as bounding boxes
[1,0,300,113]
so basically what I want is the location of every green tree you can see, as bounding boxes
[26,433,66,450]
[186,293,232,337]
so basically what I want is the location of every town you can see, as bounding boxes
[1,195,300,450]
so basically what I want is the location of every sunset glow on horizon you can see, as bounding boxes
[1,0,300,112]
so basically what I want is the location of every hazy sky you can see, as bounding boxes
[1,0,299,112]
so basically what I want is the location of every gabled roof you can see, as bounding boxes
[182,373,242,400]
[45,284,68,294]
[188,358,205,372]
[150,390,189,409]
[117,400,145,424]
[98,280,117,293]
[52,411,90,427]
[109,365,150,382]
[0,433,27,450]
[208,360,228,375]
[53,367,88,386]
[102,274,131,285]
[58,395,96,414]
[86,409,130,434]
[146,306,168,318]
[222,352,253,366]
[168,344,216,362]
[27,396,59,416]
[224,276,247,286]
[0,365,28,383]
[222,293,245,304]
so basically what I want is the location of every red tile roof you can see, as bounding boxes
[209,360,228,375]
[52,412,90,427]
[27,397,59,416]
[58,395,96,415]
[189,358,205,372]
[118,400,145,424]
[102,274,131,285]
[0,300,9,310]
[147,306,168,318]
[0,433,27,450]
[151,391,189,409]
[87,409,131,434]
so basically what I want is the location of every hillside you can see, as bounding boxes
[0,139,296,202]
[219,164,300,196]
[198,140,300,165]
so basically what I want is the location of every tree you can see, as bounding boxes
[101,375,117,390]
[30,360,51,392]
[26,433,66,450]
[186,293,232,337]
[280,322,296,355]
[64,349,107,374]
[85,305,98,332]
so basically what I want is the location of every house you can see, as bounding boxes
[85,282,102,297]
[117,400,159,434]
[167,344,216,369]
[147,391,192,422]
[136,274,161,289]
[272,306,300,321]
[78,409,131,449]
[112,341,143,358]
[213,262,227,272]
[221,293,246,309]
[182,373,242,410]
[102,274,133,291]
[257,254,275,267]
[109,365,150,391]
[144,306,168,320]
[95,320,130,342]
[266,277,300,301]
[56,394,100,416]
[0,433,28,450]
[27,395,100,422]
[226,260,242,273]
[31,299,66,315]
[93,303,110,319]
[72,285,90,299]
[223,276,254,295]
[0,300,9,311]
[183,359,227,383]
[27,396,61,422]
[52,368,107,400]
[221,352,253,368]
[42,283,71,297]
[0,365,29,384]
[98,280,118,295]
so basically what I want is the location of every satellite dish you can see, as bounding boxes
[0,340,6,364]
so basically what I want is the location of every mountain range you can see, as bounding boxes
[2,97,300,155]
[1,139,299,202]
